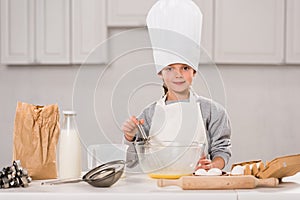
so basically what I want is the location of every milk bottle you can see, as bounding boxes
[58,111,82,179]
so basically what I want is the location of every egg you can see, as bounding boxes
[207,168,222,176]
[231,165,244,175]
[194,168,222,176]
[194,168,207,176]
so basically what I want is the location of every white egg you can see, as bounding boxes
[256,162,261,169]
[194,168,207,176]
[231,165,244,175]
[207,168,222,176]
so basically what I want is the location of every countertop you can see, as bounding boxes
[1,173,300,200]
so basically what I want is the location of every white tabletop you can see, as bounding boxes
[1,173,300,200]
[236,172,300,200]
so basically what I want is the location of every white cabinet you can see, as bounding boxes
[2,0,297,65]
[286,0,300,63]
[0,0,106,64]
[194,0,213,58]
[72,0,107,64]
[107,0,156,27]
[0,0,34,64]
[0,0,70,64]
[36,0,70,64]
[214,0,285,64]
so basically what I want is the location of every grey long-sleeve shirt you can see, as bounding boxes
[126,95,232,168]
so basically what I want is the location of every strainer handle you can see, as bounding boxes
[41,178,82,185]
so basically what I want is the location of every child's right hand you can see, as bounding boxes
[122,116,144,141]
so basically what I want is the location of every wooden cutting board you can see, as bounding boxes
[157,175,279,190]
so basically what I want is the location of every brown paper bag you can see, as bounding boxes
[12,102,60,180]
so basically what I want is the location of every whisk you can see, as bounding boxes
[134,118,163,173]
[132,117,150,144]
[136,122,149,143]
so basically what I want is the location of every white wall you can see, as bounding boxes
[0,65,78,166]
[220,65,300,167]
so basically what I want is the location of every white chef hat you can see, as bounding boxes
[147,0,203,73]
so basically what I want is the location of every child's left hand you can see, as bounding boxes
[196,156,225,170]
[196,156,213,170]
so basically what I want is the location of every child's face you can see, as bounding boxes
[159,63,195,94]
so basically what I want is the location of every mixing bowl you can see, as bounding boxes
[134,141,204,179]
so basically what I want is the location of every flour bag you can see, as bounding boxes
[12,102,60,180]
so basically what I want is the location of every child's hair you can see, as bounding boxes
[163,84,168,95]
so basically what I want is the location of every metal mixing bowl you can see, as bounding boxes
[134,141,204,179]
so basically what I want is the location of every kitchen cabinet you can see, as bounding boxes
[107,0,214,59]
[0,0,34,64]
[286,0,300,64]
[0,0,106,64]
[214,0,285,64]
[0,0,70,64]
[107,0,156,27]
[36,0,70,64]
[194,0,213,58]
[71,0,107,64]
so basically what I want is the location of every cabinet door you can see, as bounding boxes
[107,0,156,27]
[36,0,70,64]
[286,0,300,63]
[214,0,284,64]
[194,0,213,60]
[72,0,107,64]
[0,0,34,64]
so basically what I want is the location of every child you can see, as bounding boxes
[122,0,231,170]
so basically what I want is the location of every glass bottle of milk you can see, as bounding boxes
[58,111,82,179]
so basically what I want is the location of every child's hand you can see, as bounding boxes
[122,116,144,141]
[196,156,225,170]
[196,156,213,170]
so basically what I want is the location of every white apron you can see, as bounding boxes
[149,91,208,154]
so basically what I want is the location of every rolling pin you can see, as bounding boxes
[157,175,279,190]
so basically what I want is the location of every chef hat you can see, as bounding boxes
[147,0,202,73]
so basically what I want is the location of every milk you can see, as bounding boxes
[58,129,82,179]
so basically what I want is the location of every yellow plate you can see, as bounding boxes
[148,173,192,179]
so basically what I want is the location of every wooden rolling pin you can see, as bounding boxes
[157,175,279,190]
